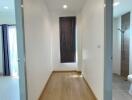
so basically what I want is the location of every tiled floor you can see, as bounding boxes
[113,74,132,100]
[0,77,20,100]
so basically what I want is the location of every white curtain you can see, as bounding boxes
[8,26,19,78]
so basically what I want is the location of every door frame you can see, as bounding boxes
[15,0,27,100]
[104,0,113,100]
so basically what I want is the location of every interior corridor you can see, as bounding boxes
[3,0,132,100]
[39,72,96,100]
[13,0,111,99]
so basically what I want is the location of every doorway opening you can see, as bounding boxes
[0,25,18,78]
[112,0,132,99]
[0,25,19,100]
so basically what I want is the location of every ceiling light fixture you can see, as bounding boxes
[3,6,9,9]
[63,4,68,9]
[113,2,120,6]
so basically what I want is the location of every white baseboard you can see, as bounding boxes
[53,62,80,71]
[53,66,79,71]
[53,68,79,71]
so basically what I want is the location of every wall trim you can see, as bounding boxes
[83,77,97,100]
[53,66,79,71]
[38,71,54,100]
[53,70,81,73]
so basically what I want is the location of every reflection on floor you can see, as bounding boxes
[113,74,132,100]
[0,77,20,100]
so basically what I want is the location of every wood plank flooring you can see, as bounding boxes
[39,72,96,100]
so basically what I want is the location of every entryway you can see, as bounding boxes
[112,0,132,99]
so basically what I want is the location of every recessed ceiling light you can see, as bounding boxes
[63,5,68,9]
[113,2,120,6]
[3,6,9,9]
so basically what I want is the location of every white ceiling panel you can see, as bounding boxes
[44,0,87,15]
[0,0,15,13]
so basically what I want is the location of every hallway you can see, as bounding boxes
[39,72,96,100]
[20,0,109,99]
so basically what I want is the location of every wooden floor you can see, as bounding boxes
[39,72,96,100]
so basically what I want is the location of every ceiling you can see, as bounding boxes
[114,0,132,17]
[44,0,87,15]
[0,0,15,24]
[45,0,132,17]
[0,0,15,13]
[0,0,131,19]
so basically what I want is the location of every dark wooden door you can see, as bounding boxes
[59,17,76,63]
[121,12,130,80]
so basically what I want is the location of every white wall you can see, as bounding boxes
[79,0,104,99]
[23,0,53,100]
[112,17,121,75]
[51,13,80,71]
[0,13,16,24]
